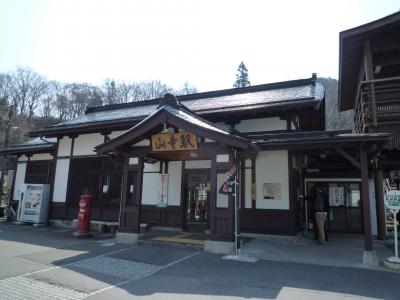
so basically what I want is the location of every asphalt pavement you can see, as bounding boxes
[0,221,399,300]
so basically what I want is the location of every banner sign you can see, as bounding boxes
[157,174,168,208]
[218,165,236,195]
[151,132,197,152]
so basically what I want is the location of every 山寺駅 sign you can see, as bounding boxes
[151,132,198,152]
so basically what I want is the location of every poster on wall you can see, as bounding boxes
[157,174,168,208]
[263,183,281,200]
[329,185,345,206]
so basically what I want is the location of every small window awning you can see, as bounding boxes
[95,101,258,155]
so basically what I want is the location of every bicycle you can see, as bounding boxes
[3,196,18,221]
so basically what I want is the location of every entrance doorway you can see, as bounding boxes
[306,180,363,234]
[184,170,210,233]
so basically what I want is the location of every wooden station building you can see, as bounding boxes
[338,11,400,241]
[1,74,390,251]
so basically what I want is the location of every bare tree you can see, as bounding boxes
[176,81,198,95]
[9,67,49,119]
[26,74,48,119]
[102,79,118,105]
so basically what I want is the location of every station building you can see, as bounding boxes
[1,74,389,251]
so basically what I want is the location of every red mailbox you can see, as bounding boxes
[77,194,92,233]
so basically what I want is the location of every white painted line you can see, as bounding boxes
[52,229,73,233]
[86,251,201,297]
[101,242,116,247]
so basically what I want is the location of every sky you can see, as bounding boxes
[0,0,399,92]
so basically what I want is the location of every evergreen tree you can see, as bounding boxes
[233,62,250,88]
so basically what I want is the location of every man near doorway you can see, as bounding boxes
[312,186,330,245]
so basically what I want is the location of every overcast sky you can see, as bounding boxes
[0,0,399,92]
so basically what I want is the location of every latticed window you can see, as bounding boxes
[25,161,53,184]
[65,156,123,220]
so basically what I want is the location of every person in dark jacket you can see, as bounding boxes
[311,186,329,245]
[308,186,329,245]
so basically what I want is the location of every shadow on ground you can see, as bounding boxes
[0,221,399,300]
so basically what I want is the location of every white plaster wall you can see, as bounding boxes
[133,139,150,146]
[52,159,70,203]
[13,163,26,201]
[18,155,29,162]
[142,173,161,205]
[30,153,53,161]
[255,150,289,210]
[168,161,182,206]
[185,160,211,169]
[144,162,160,172]
[58,137,72,157]
[236,117,286,132]
[245,169,252,209]
[217,173,229,208]
[215,122,231,131]
[108,131,125,139]
[73,134,104,156]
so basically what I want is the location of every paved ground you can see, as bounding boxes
[242,232,394,270]
[0,221,399,300]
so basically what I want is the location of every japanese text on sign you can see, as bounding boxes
[151,132,198,152]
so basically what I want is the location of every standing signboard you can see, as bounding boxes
[384,190,400,268]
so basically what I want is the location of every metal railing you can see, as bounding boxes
[354,76,400,149]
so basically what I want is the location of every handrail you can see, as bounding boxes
[354,76,400,134]
[359,76,400,86]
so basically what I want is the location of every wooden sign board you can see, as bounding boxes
[151,132,198,152]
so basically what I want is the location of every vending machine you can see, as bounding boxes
[18,184,50,224]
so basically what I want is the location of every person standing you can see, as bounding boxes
[312,187,330,245]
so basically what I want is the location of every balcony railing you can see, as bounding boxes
[354,76,400,149]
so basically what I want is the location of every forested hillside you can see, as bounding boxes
[0,67,353,149]
[317,77,353,131]
[0,67,197,147]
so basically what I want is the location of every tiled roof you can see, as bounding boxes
[32,76,324,135]
[96,103,255,154]
[0,137,56,155]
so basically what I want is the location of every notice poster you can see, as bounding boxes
[329,185,344,206]
[158,174,168,208]
[263,183,281,200]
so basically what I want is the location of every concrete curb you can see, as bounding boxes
[204,240,234,255]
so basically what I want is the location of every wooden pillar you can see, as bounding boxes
[360,146,373,251]
[373,160,386,240]
[134,156,144,233]
[119,155,143,233]
[363,40,377,127]
[209,157,217,235]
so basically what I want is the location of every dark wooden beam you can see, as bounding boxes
[335,148,361,170]
[363,40,378,127]
[373,160,386,240]
[360,145,373,251]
